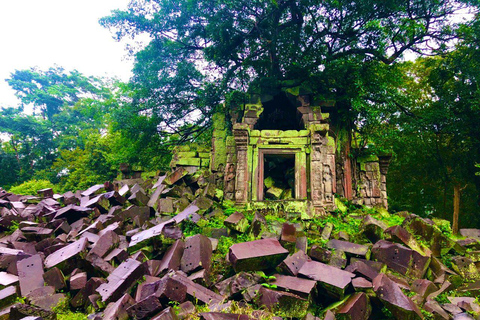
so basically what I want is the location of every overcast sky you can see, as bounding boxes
[0,0,133,107]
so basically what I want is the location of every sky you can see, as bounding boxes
[0,0,134,108]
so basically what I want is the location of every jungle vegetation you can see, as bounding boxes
[1,0,479,228]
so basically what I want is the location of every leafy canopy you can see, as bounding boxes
[100,0,477,139]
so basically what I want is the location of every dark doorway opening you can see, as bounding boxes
[255,93,302,130]
[263,154,295,200]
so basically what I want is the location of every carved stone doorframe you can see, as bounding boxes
[254,148,308,201]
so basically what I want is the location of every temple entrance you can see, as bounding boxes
[256,148,307,201]
[263,153,295,200]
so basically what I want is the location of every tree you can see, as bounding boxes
[100,0,478,141]
[368,13,480,228]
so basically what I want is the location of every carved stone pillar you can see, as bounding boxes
[233,125,249,204]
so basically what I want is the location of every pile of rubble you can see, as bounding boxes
[0,168,479,320]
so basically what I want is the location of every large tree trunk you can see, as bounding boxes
[343,142,353,200]
[453,183,460,234]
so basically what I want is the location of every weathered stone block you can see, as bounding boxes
[97,258,145,302]
[336,292,371,320]
[371,240,430,278]
[17,254,44,296]
[271,274,316,298]
[228,238,289,272]
[326,239,369,258]
[372,273,423,320]
[44,237,88,269]
[298,260,355,299]
[181,234,212,274]
[224,212,249,233]
[215,272,262,299]
[255,286,308,318]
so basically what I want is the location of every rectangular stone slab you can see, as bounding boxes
[173,205,200,224]
[96,258,145,302]
[171,272,223,304]
[0,286,17,309]
[271,274,316,298]
[181,234,212,274]
[228,238,289,272]
[17,254,45,296]
[298,260,355,298]
[336,292,371,320]
[326,239,369,257]
[44,237,88,269]
[372,273,423,320]
[279,250,309,276]
[43,267,66,291]
[126,296,162,320]
[129,219,174,248]
[0,271,18,286]
[371,240,430,278]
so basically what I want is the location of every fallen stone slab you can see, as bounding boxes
[326,239,370,258]
[298,260,354,299]
[139,276,187,303]
[372,273,423,320]
[454,313,475,320]
[352,277,373,290]
[0,286,17,309]
[271,274,316,298]
[54,205,92,223]
[280,223,297,243]
[81,184,104,197]
[104,248,129,265]
[102,293,135,320]
[129,219,175,249]
[27,288,65,311]
[173,205,200,224]
[308,246,332,263]
[228,238,289,272]
[411,279,438,299]
[200,313,251,320]
[361,215,387,242]
[371,240,430,278]
[171,272,223,304]
[44,237,88,269]
[0,271,18,287]
[88,230,119,258]
[151,307,179,320]
[157,240,185,276]
[423,300,449,320]
[215,272,262,299]
[255,286,308,318]
[97,258,146,303]
[336,292,371,320]
[9,304,56,320]
[70,272,88,290]
[278,250,310,276]
[403,214,462,256]
[126,296,162,320]
[71,277,106,308]
[17,254,44,296]
[181,234,212,274]
[344,260,380,281]
[451,256,480,280]
[224,212,248,233]
[384,225,432,257]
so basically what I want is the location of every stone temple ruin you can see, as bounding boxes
[170,92,391,216]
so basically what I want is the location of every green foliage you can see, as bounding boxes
[101,0,476,142]
[52,297,88,320]
[9,179,55,195]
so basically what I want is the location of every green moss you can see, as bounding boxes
[9,179,57,196]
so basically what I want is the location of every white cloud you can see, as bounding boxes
[0,0,133,107]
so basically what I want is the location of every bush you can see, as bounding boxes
[9,179,56,196]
